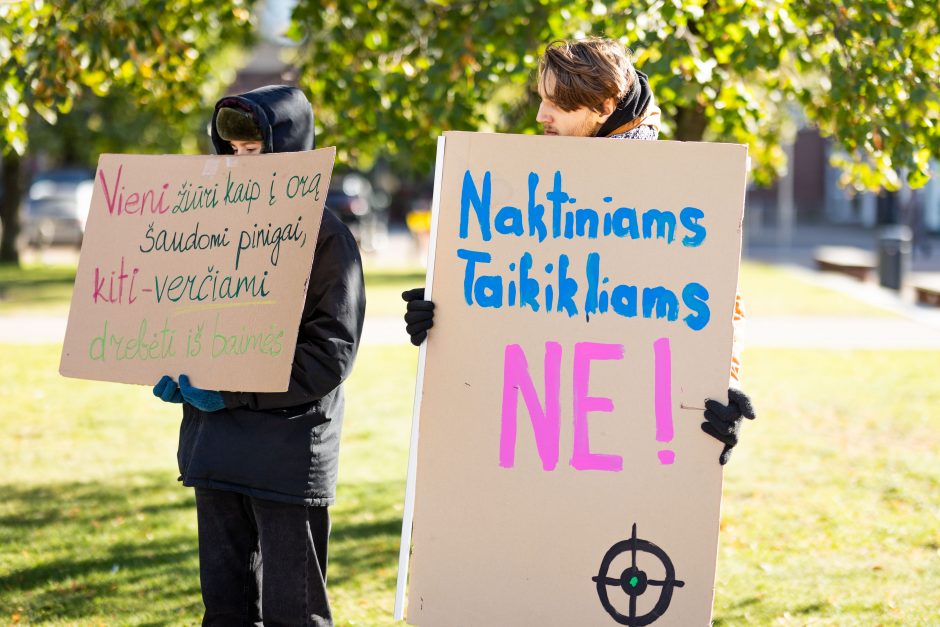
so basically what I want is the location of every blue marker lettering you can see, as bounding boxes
[545,171,570,239]
[680,207,706,247]
[642,209,676,243]
[642,286,679,321]
[459,170,492,241]
[457,248,491,305]
[518,252,540,311]
[682,282,710,330]
[527,172,547,242]
[556,254,578,317]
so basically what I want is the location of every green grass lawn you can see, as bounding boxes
[1,344,937,625]
[715,349,939,626]
[738,262,897,317]
[360,267,427,317]
[0,343,417,625]
[2,256,936,624]
[0,264,77,316]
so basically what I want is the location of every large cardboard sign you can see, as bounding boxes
[400,132,747,626]
[60,149,335,392]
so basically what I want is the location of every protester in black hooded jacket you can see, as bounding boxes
[153,84,364,627]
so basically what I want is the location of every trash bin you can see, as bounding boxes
[877,225,912,290]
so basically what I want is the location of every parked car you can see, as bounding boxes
[21,168,94,248]
[326,171,390,251]
[326,172,372,227]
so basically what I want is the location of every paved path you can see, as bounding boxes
[743,316,940,349]
[0,315,68,345]
[5,311,940,350]
[4,241,940,349]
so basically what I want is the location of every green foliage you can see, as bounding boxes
[0,0,255,265]
[289,0,550,172]
[24,82,226,169]
[592,0,800,186]
[0,0,255,157]
[789,0,940,191]
[289,0,939,191]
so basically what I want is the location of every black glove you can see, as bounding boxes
[701,388,756,465]
[402,287,434,346]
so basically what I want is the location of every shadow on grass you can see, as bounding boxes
[0,471,201,622]
[714,599,831,625]
[0,473,407,621]
[712,595,762,625]
[327,479,405,588]
[0,483,192,532]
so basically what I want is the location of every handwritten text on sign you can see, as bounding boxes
[453,167,714,472]
[59,150,336,392]
[457,170,711,330]
[406,133,747,627]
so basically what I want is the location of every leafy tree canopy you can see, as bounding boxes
[0,0,254,156]
[290,0,939,191]
[0,0,254,263]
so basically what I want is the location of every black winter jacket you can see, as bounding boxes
[177,86,366,505]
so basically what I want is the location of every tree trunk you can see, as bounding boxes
[0,152,22,265]
[673,103,708,142]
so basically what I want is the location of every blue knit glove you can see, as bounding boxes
[153,375,183,404]
[178,374,226,412]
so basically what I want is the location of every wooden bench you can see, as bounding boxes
[913,278,940,306]
[814,246,876,281]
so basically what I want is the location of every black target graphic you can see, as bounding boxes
[591,523,685,626]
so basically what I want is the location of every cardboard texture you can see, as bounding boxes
[59,149,335,392]
[405,132,747,626]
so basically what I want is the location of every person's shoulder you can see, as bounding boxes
[316,208,360,255]
[317,208,354,242]
[608,125,660,141]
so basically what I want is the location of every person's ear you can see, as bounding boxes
[598,97,617,123]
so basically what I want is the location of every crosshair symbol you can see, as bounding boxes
[592,523,685,626]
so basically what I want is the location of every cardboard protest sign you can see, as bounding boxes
[399,132,747,626]
[59,149,335,392]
